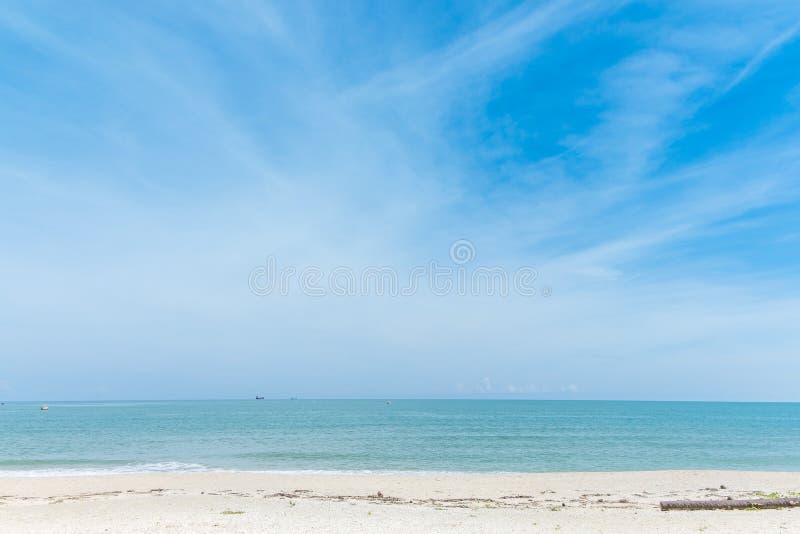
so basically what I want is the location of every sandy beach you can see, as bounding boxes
[1,471,798,533]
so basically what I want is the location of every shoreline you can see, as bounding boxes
[5,466,800,478]
[6,467,800,479]
[2,470,799,532]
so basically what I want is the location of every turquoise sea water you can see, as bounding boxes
[1,400,799,475]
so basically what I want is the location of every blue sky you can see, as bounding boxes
[1,1,799,401]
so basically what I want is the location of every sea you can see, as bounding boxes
[1,400,799,476]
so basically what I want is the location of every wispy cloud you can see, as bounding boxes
[724,22,800,93]
[350,0,617,98]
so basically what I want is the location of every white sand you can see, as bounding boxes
[1,471,798,533]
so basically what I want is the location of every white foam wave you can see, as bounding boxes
[0,464,495,478]
[0,462,215,477]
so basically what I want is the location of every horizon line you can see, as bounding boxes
[4,398,800,404]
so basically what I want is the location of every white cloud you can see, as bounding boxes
[724,22,800,93]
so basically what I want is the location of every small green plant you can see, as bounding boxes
[755,491,780,498]
[221,510,245,515]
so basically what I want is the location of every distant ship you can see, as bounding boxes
[255,395,264,400]
[40,405,49,411]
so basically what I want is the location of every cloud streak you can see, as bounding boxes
[725,22,800,93]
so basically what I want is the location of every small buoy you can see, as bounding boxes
[386,400,391,405]
[40,405,49,411]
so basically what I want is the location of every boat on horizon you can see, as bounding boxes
[255,395,264,400]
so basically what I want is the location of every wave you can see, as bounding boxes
[0,462,493,477]
[0,461,214,477]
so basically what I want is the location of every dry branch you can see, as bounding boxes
[660,498,800,511]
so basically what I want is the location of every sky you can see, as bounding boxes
[1,0,799,401]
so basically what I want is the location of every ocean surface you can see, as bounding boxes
[1,400,799,476]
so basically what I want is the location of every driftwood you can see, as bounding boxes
[661,498,800,511]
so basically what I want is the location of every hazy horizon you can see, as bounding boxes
[7,398,800,404]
